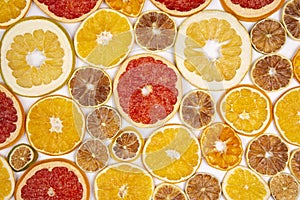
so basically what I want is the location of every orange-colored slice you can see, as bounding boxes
[106,0,145,17]
[292,47,300,83]
[0,155,15,200]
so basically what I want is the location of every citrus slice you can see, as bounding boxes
[106,0,145,17]
[175,10,251,91]
[200,123,243,171]
[0,16,75,97]
[219,84,272,136]
[68,66,112,107]
[150,0,211,17]
[109,126,143,162]
[134,10,177,52]
[114,54,182,128]
[0,83,24,150]
[142,124,201,183]
[274,87,300,146]
[185,173,221,200]
[7,143,38,172]
[94,163,154,200]
[74,9,134,69]
[179,89,215,130]
[220,0,284,22]
[153,183,187,200]
[251,54,293,92]
[246,134,289,176]
[75,138,109,173]
[282,0,300,40]
[0,155,15,200]
[26,95,85,155]
[33,0,102,23]
[222,166,270,200]
[15,158,90,199]
[250,19,286,54]
[86,105,122,140]
[292,47,300,83]
[269,172,299,200]
[289,149,300,182]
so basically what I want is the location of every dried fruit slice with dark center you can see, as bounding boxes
[292,47,300,83]
[153,183,187,200]
[289,149,300,182]
[251,54,293,92]
[0,155,15,200]
[282,0,300,40]
[106,0,145,17]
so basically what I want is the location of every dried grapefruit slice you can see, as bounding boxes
[292,47,300,83]
[153,183,187,200]
[94,163,154,200]
[0,16,75,97]
[114,54,181,128]
[142,124,201,183]
[106,0,145,17]
[175,10,251,91]
[270,172,299,200]
[0,155,15,200]
[15,158,90,199]
[282,0,300,40]
[289,149,300,182]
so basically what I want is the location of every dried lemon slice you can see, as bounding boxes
[289,149,300,182]
[153,183,187,200]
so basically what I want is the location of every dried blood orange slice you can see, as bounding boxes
[33,0,102,23]
[15,158,90,199]
[68,66,112,107]
[289,149,300,182]
[0,155,15,200]
[114,54,181,128]
[134,10,177,52]
[251,54,293,92]
[106,0,145,17]
[153,183,187,200]
[282,0,300,40]
[292,47,300,83]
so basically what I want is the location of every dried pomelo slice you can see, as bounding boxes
[68,66,112,107]
[292,47,300,83]
[94,163,154,200]
[86,105,121,140]
[106,0,145,17]
[153,183,187,200]
[74,9,134,69]
[0,83,24,150]
[175,10,251,91]
[251,54,293,92]
[134,10,177,52]
[26,95,85,155]
[282,0,300,40]
[114,54,181,128]
[289,149,300,182]
[0,155,15,200]
[270,172,299,200]
[15,158,90,199]
[200,123,243,171]
[179,89,215,130]
[142,124,201,183]
[33,0,102,23]
[0,16,75,97]
[185,173,221,200]
[219,85,272,136]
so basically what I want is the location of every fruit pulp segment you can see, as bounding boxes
[231,0,274,9]
[106,0,144,16]
[0,0,26,23]
[0,160,12,198]
[155,0,205,11]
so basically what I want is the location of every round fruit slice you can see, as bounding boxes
[175,10,251,91]
[200,123,243,171]
[220,0,284,22]
[7,143,38,172]
[219,84,272,136]
[94,163,154,200]
[222,166,270,200]
[289,149,300,182]
[114,54,181,128]
[26,95,85,155]
[282,0,300,40]
[250,19,286,54]
[86,105,122,140]
[292,47,300,83]
[246,134,289,176]
[153,183,187,200]
[74,9,134,69]
[106,0,145,17]
[15,158,90,199]
[75,139,109,173]
[68,66,112,107]
[134,10,177,52]
[0,83,24,150]
[110,126,143,162]
[274,87,300,146]
[179,89,215,130]
[33,0,102,23]
[0,155,15,200]
[142,124,201,183]
[251,54,293,92]
[269,172,299,200]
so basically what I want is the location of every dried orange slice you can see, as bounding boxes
[289,149,300,182]
[68,66,112,107]
[222,166,270,200]
[251,54,293,92]
[282,0,300,40]
[219,84,272,136]
[0,155,15,200]
[179,89,215,130]
[246,134,289,176]
[106,0,145,17]
[94,163,154,200]
[75,139,109,173]
[142,124,201,183]
[200,123,243,171]
[134,10,177,52]
[292,47,300,83]
[274,87,300,146]
[175,10,251,91]
[86,105,122,140]
[153,183,187,200]
[26,95,85,155]
[109,126,143,162]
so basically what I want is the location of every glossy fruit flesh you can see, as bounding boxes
[154,0,206,12]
